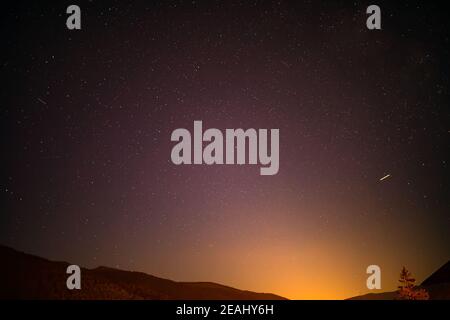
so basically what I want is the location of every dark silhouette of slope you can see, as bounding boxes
[348,260,450,300]
[419,260,450,300]
[421,261,450,287]
[0,245,286,300]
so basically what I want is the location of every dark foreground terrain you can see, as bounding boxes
[0,245,286,300]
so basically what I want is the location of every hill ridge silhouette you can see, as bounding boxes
[0,244,286,300]
[421,260,450,287]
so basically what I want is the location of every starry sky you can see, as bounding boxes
[1,1,449,299]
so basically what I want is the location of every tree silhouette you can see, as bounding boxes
[397,266,429,300]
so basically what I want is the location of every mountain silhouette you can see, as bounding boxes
[0,245,286,300]
[421,260,450,287]
[349,260,450,300]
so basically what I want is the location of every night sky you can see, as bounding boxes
[1,1,449,299]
